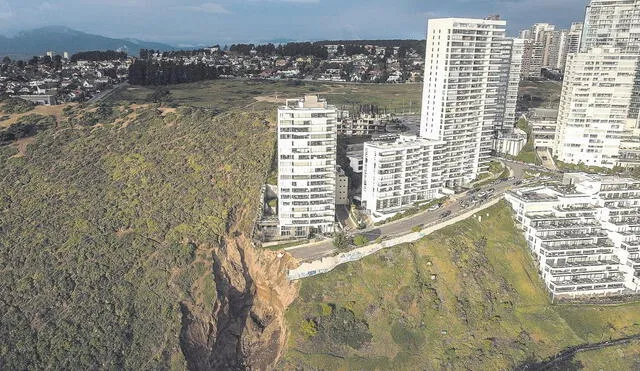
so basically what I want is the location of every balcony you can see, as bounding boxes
[547,259,619,269]
[537,230,608,241]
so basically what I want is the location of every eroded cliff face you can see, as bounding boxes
[179,234,299,370]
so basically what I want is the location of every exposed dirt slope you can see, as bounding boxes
[180,234,299,370]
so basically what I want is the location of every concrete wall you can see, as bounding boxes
[288,196,504,280]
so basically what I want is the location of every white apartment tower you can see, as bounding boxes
[277,95,337,237]
[420,18,512,188]
[554,0,640,168]
[554,49,639,167]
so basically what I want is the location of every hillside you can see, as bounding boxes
[283,202,640,369]
[0,26,175,59]
[0,103,297,369]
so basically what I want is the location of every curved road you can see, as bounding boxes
[287,159,558,261]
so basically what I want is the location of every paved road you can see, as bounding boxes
[88,82,127,103]
[287,159,553,261]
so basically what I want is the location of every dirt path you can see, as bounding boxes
[517,334,640,370]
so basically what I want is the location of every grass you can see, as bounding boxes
[572,339,640,369]
[514,118,542,165]
[518,80,563,110]
[107,79,422,114]
[283,201,640,369]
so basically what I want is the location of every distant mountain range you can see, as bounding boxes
[0,26,177,60]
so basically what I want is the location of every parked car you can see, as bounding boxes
[440,210,452,218]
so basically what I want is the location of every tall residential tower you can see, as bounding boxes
[554,0,640,168]
[420,18,514,188]
[277,95,337,237]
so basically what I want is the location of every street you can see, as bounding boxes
[286,159,556,261]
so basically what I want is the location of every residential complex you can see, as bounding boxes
[361,135,446,219]
[419,18,515,188]
[554,0,640,169]
[277,95,337,237]
[506,173,640,299]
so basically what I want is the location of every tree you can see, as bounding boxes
[2,56,10,64]
[332,232,350,250]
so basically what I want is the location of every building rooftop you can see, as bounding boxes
[282,95,332,110]
[364,134,445,151]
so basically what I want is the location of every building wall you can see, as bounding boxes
[277,96,337,237]
[335,167,349,205]
[581,0,640,54]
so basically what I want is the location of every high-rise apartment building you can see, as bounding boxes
[567,22,584,54]
[554,49,639,167]
[505,38,525,127]
[277,95,337,237]
[420,18,512,188]
[361,135,446,219]
[581,0,640,53]
[554,0,640,168]
[530,23,556,43]
[521,39,544,78]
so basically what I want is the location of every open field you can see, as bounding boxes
[282,201,640,370]
[105,79,422,113]
[518,80,563,110]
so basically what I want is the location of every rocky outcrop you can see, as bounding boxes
[179,234,299,370]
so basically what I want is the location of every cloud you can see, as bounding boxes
[250,0,320,3]
[0,1,13,19]
[180,2,230,14]
[38,2,53,11]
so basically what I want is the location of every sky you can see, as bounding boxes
[0,0,589,46]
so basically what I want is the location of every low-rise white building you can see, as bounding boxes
[506,173,640,299]
[493,128,527,157]
[361,135,445,220]
[530,108,558,149]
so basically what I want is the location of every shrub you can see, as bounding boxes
[333,232,350,250]
[353,235,369,246]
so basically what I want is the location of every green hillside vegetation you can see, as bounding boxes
[572,339,640,370]
[514,118,541,165]
[0,97,35,114]
[283,202,640,369]
[0,104,275,368]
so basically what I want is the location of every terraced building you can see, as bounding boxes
[506,173,640,299]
